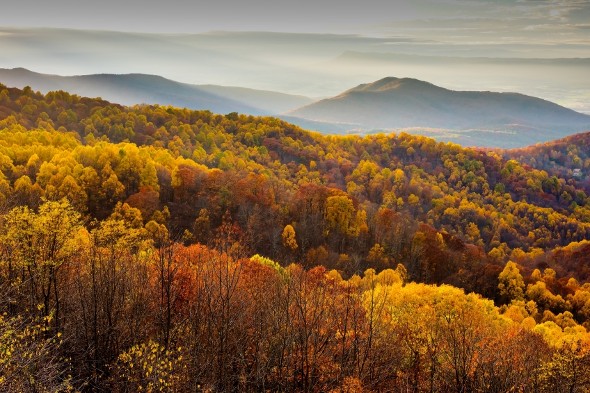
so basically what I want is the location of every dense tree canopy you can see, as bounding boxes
[2,84,590,391]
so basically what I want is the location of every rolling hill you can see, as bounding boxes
[0,67,313,115]
[500,131,590,192]
[288,77,590,148]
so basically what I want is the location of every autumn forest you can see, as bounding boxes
[2,85,590,392]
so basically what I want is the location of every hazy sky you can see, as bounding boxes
[0,0,589,49]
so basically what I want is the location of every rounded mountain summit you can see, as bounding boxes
[288,77,590,148]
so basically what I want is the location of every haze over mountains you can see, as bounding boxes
[1,28,589,114]
[329,51,590,116]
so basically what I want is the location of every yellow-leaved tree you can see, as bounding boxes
[498,261,525,303]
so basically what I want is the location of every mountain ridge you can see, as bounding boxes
[0,67,314,115]
[288,76,590,148]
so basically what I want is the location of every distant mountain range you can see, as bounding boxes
[0,68,314,116]
[287,77,590,148]
[2,69,589,148]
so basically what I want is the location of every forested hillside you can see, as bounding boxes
[503,132,590,193]
[2,84,590,392]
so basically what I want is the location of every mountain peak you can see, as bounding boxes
[289,76,590,148]
[346,77,442,94]
[9,67,35,74]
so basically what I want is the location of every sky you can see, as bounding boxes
[0,0,589,112]
[0,0,588,46]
